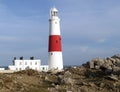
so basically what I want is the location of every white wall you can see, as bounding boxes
[8,65,16,70]
[9,59,41,71]
[8,59,49,72]
[40,65,48,72]
[0,68,5,70]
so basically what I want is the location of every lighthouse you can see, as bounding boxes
[48,7,63,70]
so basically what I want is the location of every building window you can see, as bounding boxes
[25,62,27,65]
[19,62,22,65]
[20,68,21,71]
[30,62,32,65]
[35,62,37,65]
[42,67,45,70]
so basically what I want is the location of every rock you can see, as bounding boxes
[80,86,89,92]
[107,60,113,66]
[64,71,72,77]
[100,63,108,70]
[82,82,89,86]
[98,58,105,66]
[90,58,105,69]
[105,66,112,73]
[89,61,94,69]
[47,68,61,74]
[45,74,58,83]
[63,77,74,85]
[115,58,120,63]
[112,66,120,72]
[67,91,72,92]
[108,57,116,65]
[95,65,100,69]
[116,61,120,67]
[99,83,105,88]
[111,54,120,59]
[58,71,75,85]
[106,74,118,81]
[0,79,4,89]
[92,58,105,66]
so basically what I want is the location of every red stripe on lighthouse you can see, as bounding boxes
[49,35,62,52]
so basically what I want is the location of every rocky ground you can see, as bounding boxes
[0,54,120,92]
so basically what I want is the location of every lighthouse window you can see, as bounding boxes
[55,22,57,24]
[56,40,58,43]
[54,12,57,16]
[51,53,53,55]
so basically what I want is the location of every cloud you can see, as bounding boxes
[79,46,89,53]
[97,38,106,43]
[0,36,17,42]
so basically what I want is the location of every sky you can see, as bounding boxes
[0,0,120,66]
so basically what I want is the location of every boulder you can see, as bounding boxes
[64,71,72,78]
[89,61,94,69]
[116,61,120,67]
[95,65,100,69]
[106,74,118,81]
[99,83,105,88]
[93,58,105,66]
[112,66,120,72]
[45,74,58,83]
[58,71,75,85]
[63,77,74,85]
[0,79,4,89]
[111,54,120,59]
[107,57,116,64]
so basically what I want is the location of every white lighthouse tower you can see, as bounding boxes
[48,7,63,70]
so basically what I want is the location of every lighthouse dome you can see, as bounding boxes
[51,7,58,12]
[50,7,58,17]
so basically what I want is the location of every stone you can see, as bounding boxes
[112,54,120,59]
[98,58,105,66]
[45,74,58,83]
[82,82,89,86]
[115,58,120,63]
[80,86,89,92]
[64,71,72,77]
[107,57,116,64]
[112,66,120,72]
[93,58,105,65]
[47,68,61,74]
[107,60,113,66]
[99,83,105,88]
[95,65,100,69]
[116,61,120,67]
[0,79,4,89]
[106,74,118,81]
[89,61,94,69]
[62,77,74,85]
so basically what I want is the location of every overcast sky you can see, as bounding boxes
[0,0,120,66]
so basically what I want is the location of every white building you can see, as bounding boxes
[40,65,49,72]
[8,57,48,72]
